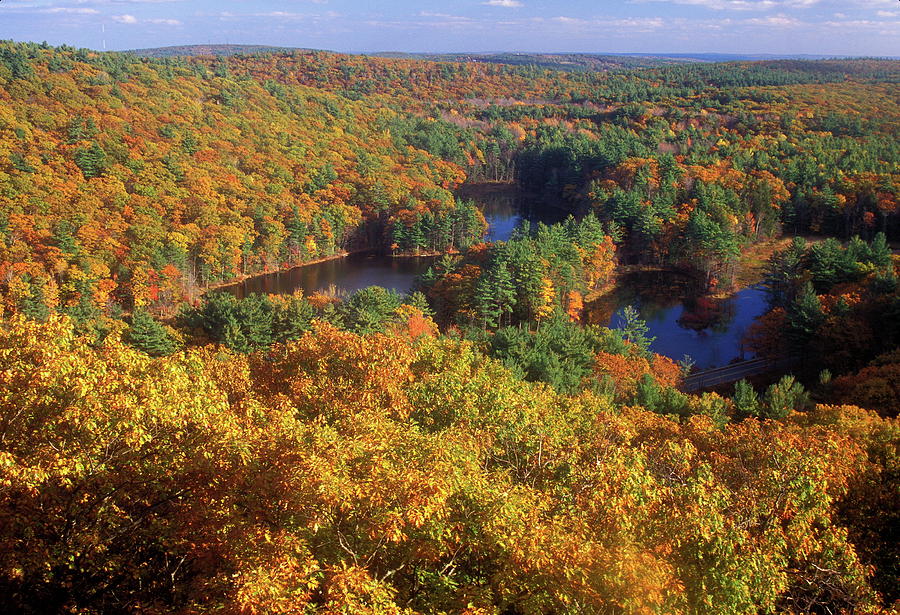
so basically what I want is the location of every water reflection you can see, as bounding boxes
[589,272,769,369]
[457,183,567,242]
[227,253,437,299]
[227,184,566,298]
[224,188,768,370]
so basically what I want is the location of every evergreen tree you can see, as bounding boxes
[18,275,50,322]
[870,232,892,268]
[125,309,177,357]
[732,379,760,419]
[338,286,404,334]
[618,305,655,356]
[195,292,275,353]
[787,281,824,345]
[73,142,108,179]
[763,237,807,307]
[474,260,516,329]
[407,217,426,253]
[405,291,434,317]
[763,375,810,418]
[273,297,315,342]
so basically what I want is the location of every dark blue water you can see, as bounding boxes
[603,274,769,369]
[461,183,567,242]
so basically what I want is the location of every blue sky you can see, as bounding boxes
[1,0,897,55]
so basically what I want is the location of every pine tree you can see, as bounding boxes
[125,310,177,357]
[763,375,809,418]
[870,232,891,268]
[619,305,655,357]
[787,281,824,344]
[19,276,50,322]
[74,142,108,178]
[475,260,516,329]
[732,379,760,419]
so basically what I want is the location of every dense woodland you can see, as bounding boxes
[0,41,898,614]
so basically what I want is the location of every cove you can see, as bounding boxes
[225,184,769,369]
[586,271,769,370]
[456,183,569,243]
[227,252,437,300]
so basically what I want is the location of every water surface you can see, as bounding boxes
[589,272,769,369]
[226,188,768,370]
[458,183,568,242]
[228,253,437,299]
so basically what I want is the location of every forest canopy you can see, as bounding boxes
[0,41,898,614]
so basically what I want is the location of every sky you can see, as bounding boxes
[0,0,898,56]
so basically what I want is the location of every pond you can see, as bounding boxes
[225,185,769,369]
[227,253,437,300]
[586,272,769,369]
[457,183,568,242]
[226,183,565,299]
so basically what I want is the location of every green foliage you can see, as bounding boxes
[486,313,603,394]
[763,237,807,307]
[73,142,108,179]
[474,258,516,329]
[336,286,404,334]
[0,45,34,79]
[634,372,690,416]
[617,305,655,356]
[732,378,761,419]
[9,152,34,173]
[125,309,178,356]
[17,275,50,323]
[273,296,315,341]
[787,281,824,344]
[390,199,485,254]
[189,292,276,353]
[763,375,810,418]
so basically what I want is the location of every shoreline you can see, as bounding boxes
[204,250,356,296]
[208,247,452,297]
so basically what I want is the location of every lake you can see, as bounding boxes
[586,271,769,369]
[227,183,565,299]
[225,185,768,368]
[458,183,569,242]
[227,252,437,300]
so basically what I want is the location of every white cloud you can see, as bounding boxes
[632,0,819,10]
[536,15,667,31]
[112,14,138,23]
[256,11,305,18]
[551,16,581,24]
[823,18,900,28]
[483,0,523,7]
[743,13,800,25]
[146,17,182,25]
[41,7,100,14]
[420,12,474,21]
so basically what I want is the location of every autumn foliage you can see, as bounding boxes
[1,315,897,613]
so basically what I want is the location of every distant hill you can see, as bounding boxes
[126,44,312,57]
[124,46,897,72]
[126,46,692,71]
[125,46,697,72]
[367,52,700,72]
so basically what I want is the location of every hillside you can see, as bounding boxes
[0,41,481,317]
[127,44,308,57]
[369,51,698,72]
[0,40,899,613]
